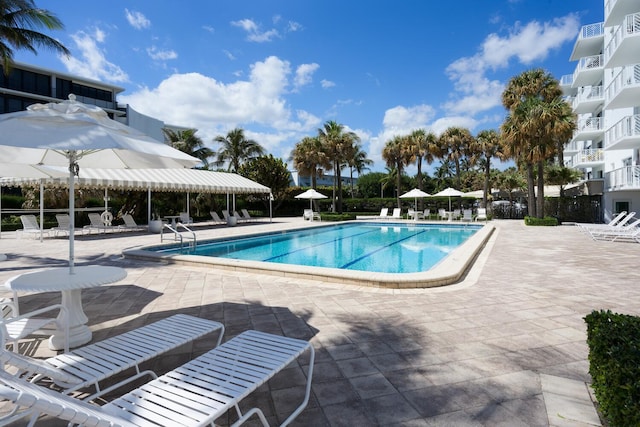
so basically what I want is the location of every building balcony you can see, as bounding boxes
[605,0,639,27]
[571,54,604,88]
[571,149,604,168]
[605,166,640,191]
[572,85,604,113]
[605,114,640,150]
[605,64,640,109]
[563,141,581,154]
[605,13,640,68]
[573,116,604,142]
[570,22,604,60]
[560,75,575,96]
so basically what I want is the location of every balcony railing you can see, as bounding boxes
[605,0,618,19]
[579,22,604,40]
[560,74,573,86]
[605,115,640,149]
[576,116,603,133]
[605,13,640,62]
[577,54,604,72]
[573,149,604,166]
[606,166,640,191]
[605,64,640,104]
[573,85,604,109]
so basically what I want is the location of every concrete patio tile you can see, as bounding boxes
[349,372,397,399]
[362,392,422,425]
[311,378,360,406]
[322,400,375,426]
[336,357,379,378]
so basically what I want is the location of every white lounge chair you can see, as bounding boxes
[475,208,488,221]
[17,215,48,239]
[52,214,71,236]
[389,208,402,220]
[234,210,249,223]
[0,298,69,354]
[588,218,640,241]
[0,314,223,423]
[82,212,116,234]
[118,214,144,231]
[303,209,321,221]
[179,211,193,224]
[577,211,634,232]
[241,208,255,222]
[0,330,313,427]
[461,209,473,222]
[438,208,448,221]
[210,211,225,224]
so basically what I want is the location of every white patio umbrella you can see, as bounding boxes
[295,189,327,221]
[399,188,431,220]
[0,95,200,273]
[433,187,465,211]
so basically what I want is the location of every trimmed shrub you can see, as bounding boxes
[524,216,558,226]
[585,310,640,427]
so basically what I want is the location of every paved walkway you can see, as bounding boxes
[1,218,632,426]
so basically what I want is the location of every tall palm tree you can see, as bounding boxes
[289,136,330,189]
[345,142,372,198]
[474,129,503,208]
[162,128,213,169]
[317,120,359,213]
[213,128,265,173]
[439,127,474,189]
[501,68,575,218]
[382,135,413,208]
[406,129,439,200]
[0,0,70,73]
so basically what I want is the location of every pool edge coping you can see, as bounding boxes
[123,221,496,289]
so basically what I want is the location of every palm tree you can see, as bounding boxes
[382,135,413,208]
[0,0,70,73]
[162,128,213,169]
[317,120,359,213]
[345,142,372,198]
[213,128,265,173]
[289,136,330,189]
[474,129,503,208]
[439,127,474,189]
[406,129,439,206]
[501,68,575,218]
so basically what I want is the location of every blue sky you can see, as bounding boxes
[15,0,603,174]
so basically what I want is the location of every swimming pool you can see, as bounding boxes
[125,221,495,289]
[154,223,479,273]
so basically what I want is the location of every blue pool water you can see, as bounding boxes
[154,222,481,274]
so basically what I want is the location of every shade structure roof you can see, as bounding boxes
[0,168,271,195]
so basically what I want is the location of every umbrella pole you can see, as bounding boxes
[40,181,44,243]
[69,156,76,275]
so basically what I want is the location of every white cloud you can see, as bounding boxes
[223,50,236,60]
[119,56,321,156]
[61,29,129,83]
[202,25,215,34]
[443,14,579,117]
[146,46,178,61]
[321,79,335,89]
[294,63,319,90]
[231,18,280,42]
[125,9,150,30]
[287,21,303,32]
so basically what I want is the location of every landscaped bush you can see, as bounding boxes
[585,310,640,427]
[524,216,558,226]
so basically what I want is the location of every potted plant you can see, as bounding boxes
[148,214,164,233]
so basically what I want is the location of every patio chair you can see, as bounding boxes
[407,208,423,220]
[461,209,473,222]
[118,213,144,231]
[179,211,193,224]
[576,211,634,232]
[303,209,321,221]
[52,214,71,236]
[0,298,69,354]
[241,208,255,222]
[438,208,447,221]
[0,314,224,401]
[475,208,488,221]
[0,330,314,427]
[588,218,640,241]
[423,209,431,219]
[389,208,402,220]
[234,210,249,223]
[17,215,48,239]
[210,211,225,224]
[82,212,116,234]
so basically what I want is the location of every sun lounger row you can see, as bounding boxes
[211,209,256,224]
[576,211,640,242]
[0,313,314,426]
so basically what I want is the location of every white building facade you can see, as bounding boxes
[562,0,640,217]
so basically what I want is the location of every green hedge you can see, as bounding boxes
[585,310,640,427]
[524,216,558,226]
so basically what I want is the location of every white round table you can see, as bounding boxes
[5,265,127,350]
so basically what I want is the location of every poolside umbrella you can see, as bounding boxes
[400,188,431,220]
[433,187,464,211]
[0,94,200,274]
[295,189,327,220]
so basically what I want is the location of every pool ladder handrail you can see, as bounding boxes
[160,222,197,249]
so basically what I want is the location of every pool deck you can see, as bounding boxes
[1,217,634,425]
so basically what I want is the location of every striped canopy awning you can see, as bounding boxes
[0,168,271,194]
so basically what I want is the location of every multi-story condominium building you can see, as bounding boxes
[562,0,640,217]
[0,61,166,142]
